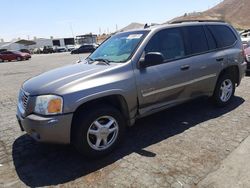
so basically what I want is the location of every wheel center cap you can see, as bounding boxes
[99,128,109,137]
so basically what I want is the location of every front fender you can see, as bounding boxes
[74,89,126,110]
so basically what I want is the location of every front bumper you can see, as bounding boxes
[16,109,73,144]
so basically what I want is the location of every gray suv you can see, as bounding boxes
[17,21,247,157]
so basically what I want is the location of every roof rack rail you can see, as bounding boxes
[170,20,225,24]
[144,23,161,29]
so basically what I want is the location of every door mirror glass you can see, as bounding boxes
[139,52,164,68]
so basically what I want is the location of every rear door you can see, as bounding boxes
[207,25,239,68]
[2,51,14,61]
[9,52,16,60]
[180,25,225,97]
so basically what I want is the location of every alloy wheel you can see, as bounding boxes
[87,116,119,151]
[220,79,233,102]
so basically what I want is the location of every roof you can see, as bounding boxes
[15,40,36,45]
[169,20,225,24]
[118,20,229,34]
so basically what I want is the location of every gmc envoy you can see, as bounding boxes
[17,21,247,157]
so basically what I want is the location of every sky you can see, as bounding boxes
[1,0,222,41]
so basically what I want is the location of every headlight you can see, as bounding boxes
[34,95,63,115]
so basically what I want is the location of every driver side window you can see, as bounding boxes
[145,28,185,61]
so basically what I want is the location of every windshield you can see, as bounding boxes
[89,30,148,63]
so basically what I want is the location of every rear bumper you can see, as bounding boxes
[16,109,73,144]
[238,62,247,84]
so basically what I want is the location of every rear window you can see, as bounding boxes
[182,26,209,55]
[207,25,237,48]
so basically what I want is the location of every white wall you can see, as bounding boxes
[29,39,53,49]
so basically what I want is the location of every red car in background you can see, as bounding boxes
[244,46,250,72]
[0,51,31,62]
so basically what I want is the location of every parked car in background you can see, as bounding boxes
[71,44,97,54]
[20,49,31,54]
[66,45,75,52]
[32,48,42,54]
[0,49,7,53]
[54,46,67,53]
[0,51,31,62]
[244,46,250,72]
[42,46,54,54]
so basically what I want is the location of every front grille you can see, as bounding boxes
[19,90,29,111]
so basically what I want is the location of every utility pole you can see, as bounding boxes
[99,27,101,35]
[70,22,75,39]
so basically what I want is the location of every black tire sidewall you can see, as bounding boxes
[72,105,126,158]
[213,73,235,107]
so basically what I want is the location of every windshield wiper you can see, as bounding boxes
[85,57,94,64]
[93,58,111,65]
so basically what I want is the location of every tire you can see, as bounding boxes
[212,73,235,107]
[72,105,126,158]
[16,57,22,61]
[0,58,3,62]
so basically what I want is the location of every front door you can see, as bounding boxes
[134,28,191,115]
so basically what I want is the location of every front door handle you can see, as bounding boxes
[180,65,190,71]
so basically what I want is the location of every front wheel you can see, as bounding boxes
[16,57,22,61]
[212,74,235,107]
[72,105,126,158]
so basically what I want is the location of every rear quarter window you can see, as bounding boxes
[207,25,237,48]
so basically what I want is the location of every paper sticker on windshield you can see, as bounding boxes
[127,34,143,39]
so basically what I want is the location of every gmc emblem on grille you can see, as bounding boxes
[22,95,26,104]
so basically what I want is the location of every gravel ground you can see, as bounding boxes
[0,53,250,188]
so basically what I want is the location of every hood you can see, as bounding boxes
[19,52,29,56]
[23,62,113,95]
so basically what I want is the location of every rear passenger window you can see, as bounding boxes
[145,28,185,61]
[182,26,209,55]
[204,26,217,50]
[207,25,237,48]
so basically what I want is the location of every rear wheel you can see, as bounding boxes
[212,73,235,107]
[72,105,126,158]
[0,58,3,62]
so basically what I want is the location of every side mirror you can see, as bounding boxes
[139,52,164,68]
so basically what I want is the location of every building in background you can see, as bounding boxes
[75,34,97,46]
[0,34,97,51]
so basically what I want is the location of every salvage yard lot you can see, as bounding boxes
[0,53,250,187]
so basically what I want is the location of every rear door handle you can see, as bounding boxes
[216,57,224,62]
[180,65,190,71]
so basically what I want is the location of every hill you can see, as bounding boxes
[119,22,144,32]
[170,0,250,29]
